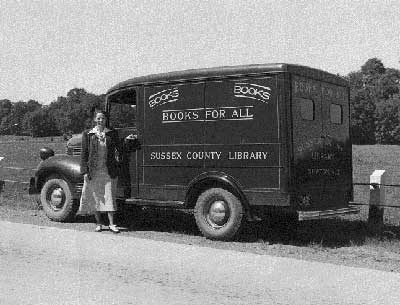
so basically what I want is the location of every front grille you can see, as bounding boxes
[66,146,82,156]
[72,147,81,156]
[75,182,84,194]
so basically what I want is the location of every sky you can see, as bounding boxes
[1,0,399,104]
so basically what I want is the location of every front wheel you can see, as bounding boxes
[40,176,78,222]
[194,188,243,241]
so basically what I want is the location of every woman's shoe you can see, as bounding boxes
[95,224,103,232]
[109,225,120,234]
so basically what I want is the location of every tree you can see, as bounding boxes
[378,68,400,99]
[0,101,29,135]
[48,88,104,134]
[350,92,377,144]
[0,99,12,133]
[348,58,400,144]
[0,99,12,119]
[348,70,376,144]
[26,99,41,112]
[361,58,386,77]
[374,98,400,144]
[22,108,58,137]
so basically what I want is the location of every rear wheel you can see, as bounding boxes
[194,188,243,241]
[40,176,78,222]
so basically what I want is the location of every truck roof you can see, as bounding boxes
[107,63,348,94]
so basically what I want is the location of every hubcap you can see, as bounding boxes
[207,200,229,227]
[49,187,65,210]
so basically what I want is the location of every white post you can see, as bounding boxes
[368,170,385,226]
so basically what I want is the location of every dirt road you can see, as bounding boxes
[1,220,400,305]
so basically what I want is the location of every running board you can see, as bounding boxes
[298,206,360,221]
[124,198,185,208]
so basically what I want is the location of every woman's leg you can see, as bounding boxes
[94,211,102,224]
[107,211,115,226]
[108,212,120,233]
[94,211,103,232]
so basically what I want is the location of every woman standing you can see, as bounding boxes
[79,110,121,233]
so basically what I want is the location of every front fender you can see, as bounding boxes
[35,154,83,196]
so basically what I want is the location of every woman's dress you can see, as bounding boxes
[78,138,117,214]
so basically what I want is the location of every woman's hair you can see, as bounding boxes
[93,109,107,118]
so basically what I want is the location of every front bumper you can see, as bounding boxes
[298,206,360,221]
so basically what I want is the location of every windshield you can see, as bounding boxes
[107,89,137,129]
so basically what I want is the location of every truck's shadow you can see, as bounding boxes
[118,208,199,237]
[91,208,400,248]
[243,218,400,247]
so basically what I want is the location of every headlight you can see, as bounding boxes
[40,147,55,160]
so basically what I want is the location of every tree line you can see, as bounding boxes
[1,58,400,143]
[0,88,105,138]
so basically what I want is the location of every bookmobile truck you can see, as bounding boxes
[30,63,359,241]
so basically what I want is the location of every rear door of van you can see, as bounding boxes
[291,75,351,210]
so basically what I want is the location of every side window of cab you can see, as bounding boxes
[108,89,137,129]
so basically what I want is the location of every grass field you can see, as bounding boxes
[0,136,65,182]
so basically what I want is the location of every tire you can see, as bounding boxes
[194,188,243,241]
[40,176,79,222]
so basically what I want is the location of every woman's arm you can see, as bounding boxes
[80,131,89,175]
[124,133,139,152]
[113,130,123,162]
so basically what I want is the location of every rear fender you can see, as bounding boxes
[185,171,253,220]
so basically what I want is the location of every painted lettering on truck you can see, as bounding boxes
[149,151,270,160]
[148,87,179,108]
[161,106,254,123]
[233,82,271,103]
